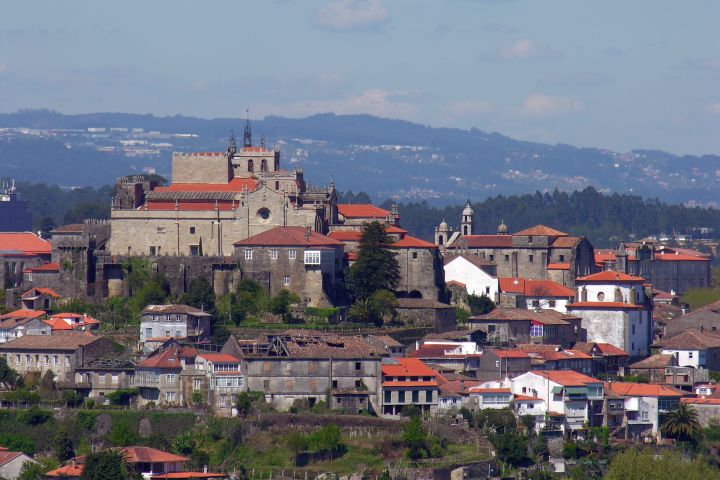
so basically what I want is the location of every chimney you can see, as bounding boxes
[204,465,208,473]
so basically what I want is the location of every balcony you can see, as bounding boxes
[131,376,159,388]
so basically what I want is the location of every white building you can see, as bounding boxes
[467,387,514,410]
[510,370,604,433]
[498,278,575,312]
[139,304,213,353]
[444,254,499,300]
[658,329,720,370]
[605,382,682,439]
[195,353,245,416]
[566,271,652,359]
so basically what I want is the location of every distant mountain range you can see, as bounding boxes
[1,109,718,207]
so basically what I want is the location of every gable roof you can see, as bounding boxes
[0,451,23,467]
[605,382,683,398]
[454,235,513,248]
[24,262,60,273]
[0,332,100,351]
[337,204,391,219]
[327,231,361,242]
[498,278,574,297]
[513,225,568,237]
[392,235,438,249]
[141,304,212,316]
[138,345,189,369]
[575,271,645,283]
[531,370,601,386]
[472,307,580,325]
[21,287,61,298]
[657,329,720,350]
[46,463,84,477]
[443,253,495,269]
[381,358,439,377]
[0,309,46,320]
[233,226,343,247]
[43,318,74,331]
[491,349,531,359]
[629,353,676,369]
[197,353,240,363]
[117,446,189,463]
[0,232,51,256]
[572,342,629,357]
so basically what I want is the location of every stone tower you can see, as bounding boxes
[616,242,628,273]
[461,201,474,236]
[435,219,451,246]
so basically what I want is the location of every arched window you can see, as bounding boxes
[261,159,268,172]
[247,160,254,172]
[438,235,444,245]
[463,226,468,235]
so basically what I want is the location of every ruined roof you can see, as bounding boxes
[274,333,386,359]
[629,353,676,369]
[657,329,720,350]
[336,204,391,219]
[233,226,343,247]
[567,301,645,310]
[471,307,580,325]
[141,304,212,316]
[0,332,100,351]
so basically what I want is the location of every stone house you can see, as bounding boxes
[233,226,345,307]
[139,304,213,352]
[74,355,136,400]
[133,344,197,406]
[0,332,116,383]
[469,308,582,348]
[222,333,385,413]
[381,358,440,417]
[0,232,51,289]
[628,353,677,383]
[663,300,720,338]
[657,329,720,371]
[567,271,652,359]
[20,287,60,311]
[439,219,596,289]
[476,349,532,381]
[365,334,404,357]
[0,309,49,343]
[396,298,456,332]
[192,353,245,417]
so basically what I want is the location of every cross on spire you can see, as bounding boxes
[243,108,252,147]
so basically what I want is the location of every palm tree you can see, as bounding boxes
[661,403,701,441]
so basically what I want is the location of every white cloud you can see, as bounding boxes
[508,94,583,117]
[286,89,420,119]
[483,39,563,61]
[707,103,720,114]
[314,0,389,31]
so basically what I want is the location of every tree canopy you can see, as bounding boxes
[345,222,400,301]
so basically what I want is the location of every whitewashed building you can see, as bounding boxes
[444,254,499,300]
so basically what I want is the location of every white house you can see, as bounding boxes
[467,387,514,410]
[566,271,652,359]
[0,449,37,480]
[498,278,575,312]
[510,370,604,433]
[658,329,720,370]
[605,382,682,439]
[444,254,499,301]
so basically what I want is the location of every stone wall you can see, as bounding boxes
[172,153,232,184]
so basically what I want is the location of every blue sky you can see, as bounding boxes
[1,0,719,155]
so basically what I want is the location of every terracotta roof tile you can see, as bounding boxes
[455,235,512,248]
[491,349,531,359]
[532,370,601,386]
[658,329,720,350]
[629,353,676,369]
[444,253,495,268]
[605,382,683,397]
[514,225,568,236]
[498,278,574,297]
[0,309,46,320]
[567,301,645,310]
[572,342,629,357]
[22,287,61,298]
[472,308,580,325]
[0,451,23,467]
[327,231,361,242]
[117,446,189,463]
[51,224,84,234]
[337,204,391,219]
[0,232,51,255]
[550,237,582,248]
[0,332,100,351]
[576,271,645,283]
[138,345,187,369]
[24,262,60,273]
[155,178,257,193]
[197,353,240,363]
[234,226,343,247]
[382,358,439,377]
[392,235,437,249]
[547,263,571,270]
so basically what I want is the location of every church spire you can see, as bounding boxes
[243,108,252,147]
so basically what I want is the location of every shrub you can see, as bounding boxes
[18,407,52,426]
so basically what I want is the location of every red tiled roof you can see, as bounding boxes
[24,262,60,273]
[0,451,22,467]
[629,353,676,369]
[386,225,408,234]
[547,263,571,270]
[234,226,343,247]
[155,178,257,193]
[138,346,185,370]
[657,329,720,350]
[655,253,711,262]
[492,350,531,359]
[576,271,645,283]
[327,231,361,242]
[446,280,466,287]
[197,353,240,363]
[337,204,391,218]
[456,235,513,248]
[550,237,582,248]
[382,381,439,387]
[682,398,720,405]
[572,342,629,357]
[53,312,84,318]
[22,287,61,298]
[47,463,84,477]
[151,473,228,479]
[0,309,46,320]
[145,201,237,211]
[532,370,601,386]
[514,225,568,236]
[532,349,592,361]
[605,382,683,398]
[514,395,542,402]
[469,387,512,394]
[595,251,617,263]
[498,278,574,297]
[473,308,580,325]
[381,358,439,377]
[43,318,74,331]
[118,446,189,464]
[567,301,645,310]
[392,235,438,249]
[0,233,51,255]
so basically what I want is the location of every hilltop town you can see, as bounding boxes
[0,121,719,480]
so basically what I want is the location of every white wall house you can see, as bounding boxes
[658,329,720,370]
[605,383,682,438]
[510,370,604,433]
[498,278,575,313]
[444,255,499,301]
[566,271,652,359]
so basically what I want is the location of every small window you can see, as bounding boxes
[190,227,196,234]
[270,249,278,260]
[689,352,694,359]
[149,246,156,256]
[532,300,540,308]
[332,380,338,389]
[289,250,297,260]
[412,251,418,260]
[189,245,200,256]
[167,374,175,383]
[548,300,556,308]
[245,249,253,260]
[559,254,565,262]
[504,255,509,262]
[283,276,290,286]
[355,362,361,371]
[145,328,152,337]
[488,254,494,262]
[528,254,534,262]
[597,292,605,301]
[355,380,362,388]
[528,236,533,244]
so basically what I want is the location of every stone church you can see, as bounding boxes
[108,120,337,257]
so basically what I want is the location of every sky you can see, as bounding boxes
[1,0,719,155]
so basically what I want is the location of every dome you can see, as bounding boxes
[497,220,508,234]
[439,218,448,230]
[462,202,474,216]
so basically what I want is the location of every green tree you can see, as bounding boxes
[310,424,344,459]
[467,294,495,315]
[368,289,399,325]
[490,432,529,468]
[80,449,142,480]
[345,222,400,300]
[661,403,702,442]
[402,416,428,459]
[474,408,516,433]
[17,460,49,480]
[605,449,720,480]
[235,392,254,417]
[286,432,309,465]
[172,434,195,455]
[109,420,138,447]
[0,356,19,389]
[180,277,216,314]
[269,289,301,321]
[54,428,74,462]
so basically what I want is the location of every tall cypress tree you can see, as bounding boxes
[346,222,400,300]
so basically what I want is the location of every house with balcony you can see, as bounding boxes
[381,358,440,417]
[193,353,245,416]
[134,344,197,406]
[510,370,605,434]
[513,394,546,427]
[467,387,514,410]
[605,382,684,439]
[407,340,481,374]
[139,305,213,353]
